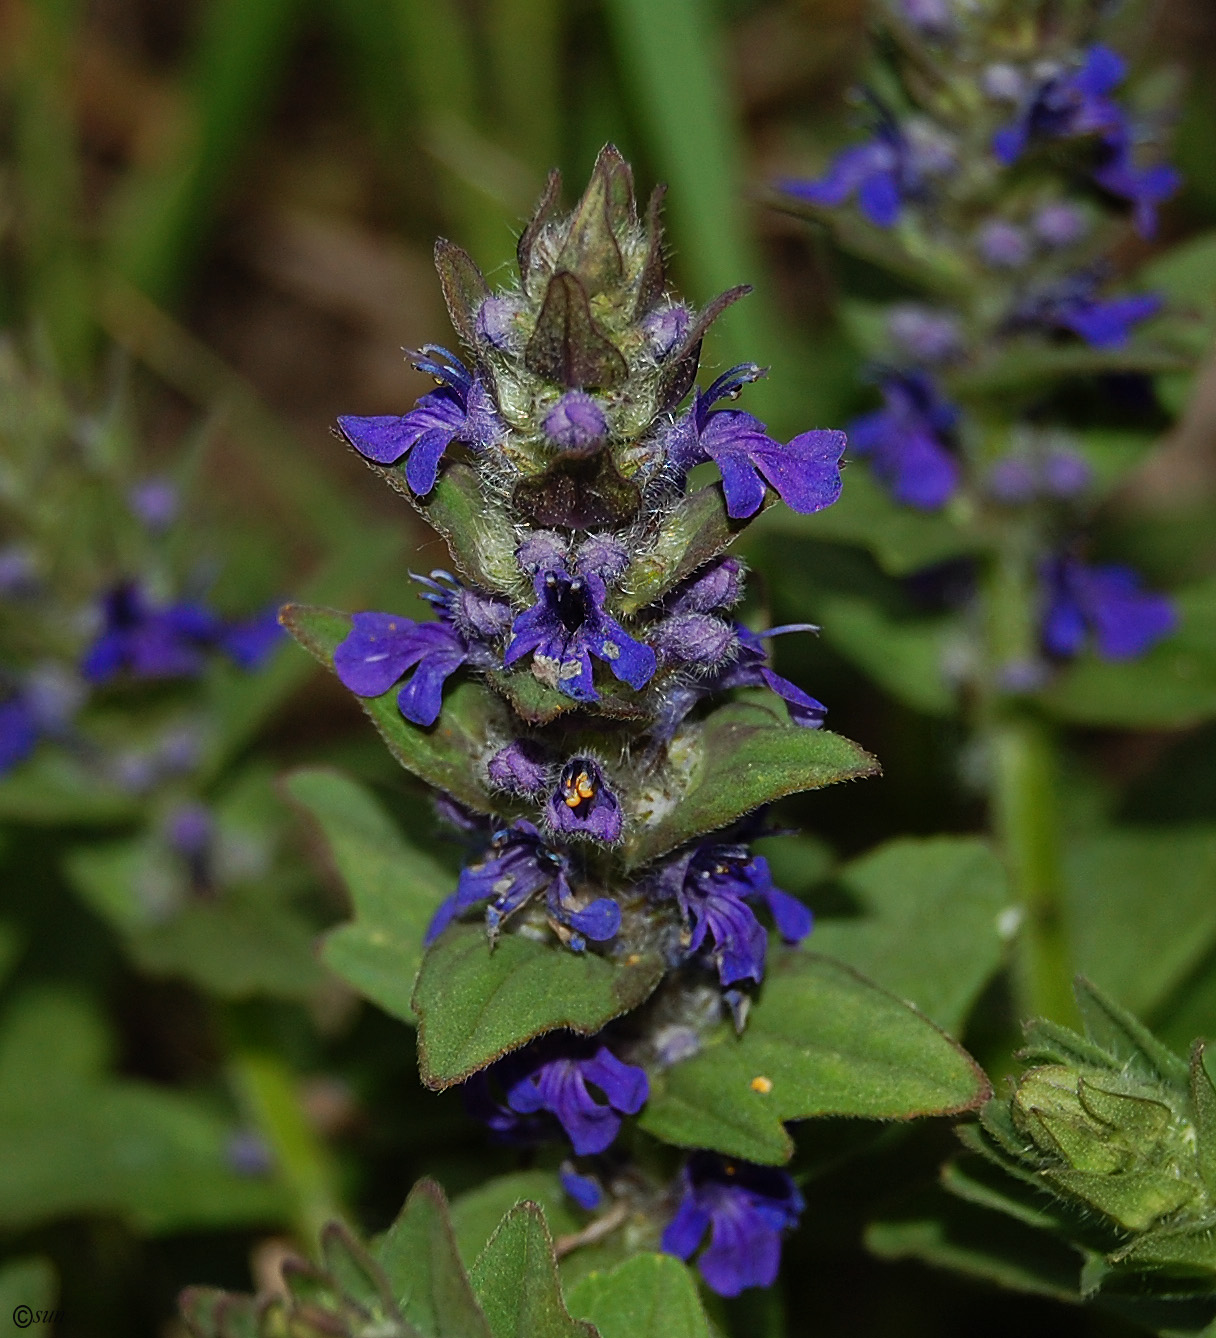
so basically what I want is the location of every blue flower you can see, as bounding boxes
[560,1164,603,1211]
[717,626,828,729]
[1012,273,1161,348]
[336,346,502,495]
[993,46,1127,165]
[218,606,285,669]
[82,584,223,683]
[333,572,510,727]
[849,372,960,510]
[504,561,656,704]
[662,1154,805,1297]
[779,115,954,228]
[1041,556,1176,662]
[424,821,621,950]
[465,1039,648,1156]
[0,694,39,776]
[992,46,1178,237]
[545,756,623,844]
[657,837,812,987]
[666,365,845,520]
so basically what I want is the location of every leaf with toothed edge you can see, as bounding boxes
[279,604,510,814]
[485,666,650,726]
[638,954,992,1164]
[412,924,665,1090]
[470,1201,598,1338]
[624,700,879,870]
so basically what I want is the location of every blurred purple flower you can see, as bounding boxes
[662,1154,805,1297]
[128,478,180,532]
[976,220,1031,269]
[1013,273,1161,348]
[887,306,961,365]
[850,372,960,509]
[993,46,1127,165]
[780,116,955,228]
[1041,555,1176,661]
[82,584,221,683]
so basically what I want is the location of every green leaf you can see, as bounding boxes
[1042,579,1216,728]
[625,701,878,869]
[0,988,289,1233]
[287,768,453,1024]
[1073,977,1190,1091]
[811,837,1011,1033]
[64,767,324,999]
[1065,826,1216,1019]
[0,748,140,826]
[948,337,1191,399]
[451,1172,582,1271]
[639,954,990,1163]
[470,1201,596,1338]
[865,1187,1084,1302]
[566,1255,709,1338]
[617,485,762,615]
[375,1180,494,1338]
[763,467,977,577]
[280,604,505,812]
[413,925,664,1089]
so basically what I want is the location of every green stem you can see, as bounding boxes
[226,1024,343,1252]
[981,535,1078,1026]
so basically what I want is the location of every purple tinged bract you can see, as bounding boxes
[662,1153,805,1297]
[1041,556,1177,662]
[850,372,960,510]
[337,347,502,495]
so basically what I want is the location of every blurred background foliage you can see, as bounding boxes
[1,0,1216,1334]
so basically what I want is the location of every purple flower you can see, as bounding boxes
[1013,273,1161,348]
[992,47,1178,237]
[82,584,222,683]
[544,392,608,455]
[976,219,1031,269]
[0,546,37,596]
[658,838,812,987]
[900,0,952,35]
[467,1040,648,1156]
[486,739,551,796]
[166,801,216,893]
[666,366,845,520]
[545,756,623,843]
[1032,202,1089,249]
[1041,556,1176,661]
[560,1164,603,1211]
[993,46,1127,165]
[334,612,469,727]
[334,573,509,727]
[218,606,285,669]
[642,304,690,359]
[662,1154,805,1297]
[779,116,954,228]
[336,347,502,495]
[504,563,656,704]
[850,372,960,510]
[0,694,39,775]
[424,821,620,950]
[721,626,827,728]
[887,306,961,365]
[127,478,179,531]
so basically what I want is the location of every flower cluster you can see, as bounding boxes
[299,146,848,1293]
[779,6,1177,677]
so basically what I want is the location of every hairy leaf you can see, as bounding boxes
[413,925,664,1089]
[566,1254,709,1338]
[639,954,989,1163]
[626,702,878,869]
[287,768,452,1024]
